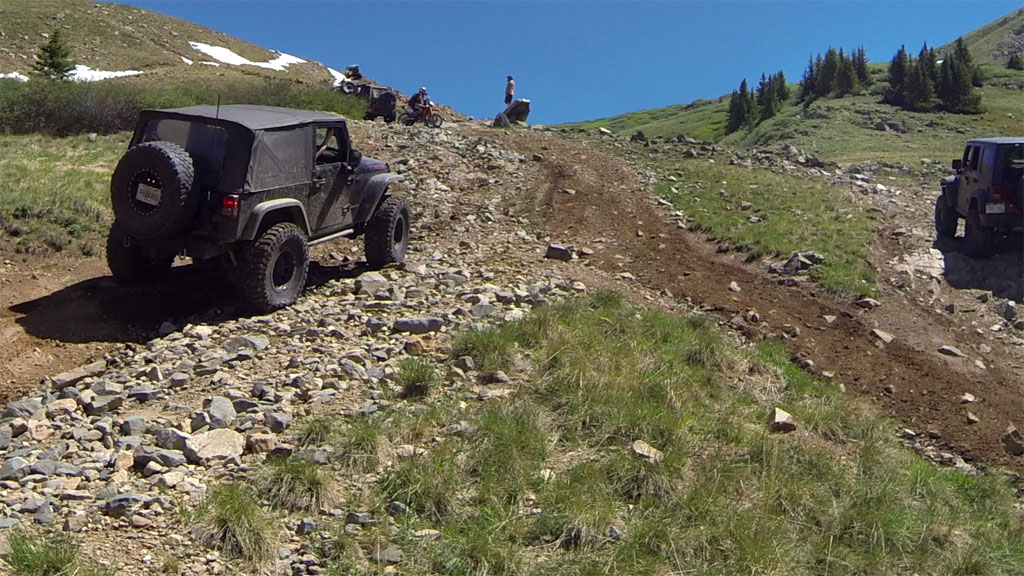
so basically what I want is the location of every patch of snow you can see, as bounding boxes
[189,41,306,71]
[200,61,220,67]
[0,72,29,82]
[181,56,193,65]
[327,67,348,88]
[68,64,143,82]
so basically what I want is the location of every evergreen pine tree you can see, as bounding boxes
[726,81,751,134]
[798,55,817,102]
[774,70,790,103]
[853,46,872,87]
[940,57,982,113]
[836,49,857,97]
[31,29,75,80]
[904,56,936,111]
[757,73,781,122]
[817,47,840,97]
[883,46,909,106]
[744,81,759,129]
[951,37,984,86]
[918,43,938,86]
[1008,53,1024,70]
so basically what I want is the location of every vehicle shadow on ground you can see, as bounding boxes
[934,235,1024,302]
[10,257,371,345]
[10,263,240,344]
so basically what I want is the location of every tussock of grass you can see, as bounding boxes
[398,357,438,398]
[336,417,389,472]
[360,293,1023,575]
[297,415,337,447]
[258,456,339,512]
[193,482,276,565]
[2,531,114,576]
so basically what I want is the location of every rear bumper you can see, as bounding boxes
[979,208,1024,230]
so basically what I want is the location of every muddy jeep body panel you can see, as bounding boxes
[123,105,399,260]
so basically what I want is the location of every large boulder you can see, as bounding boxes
[497,99,531,126]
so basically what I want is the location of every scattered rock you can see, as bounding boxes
[938,345,965,358]
[184,429,244,465]
[1002,425,1024,456]
[870,329,895,345]
[767,407,796,433]
[392,317,444,335]
[629,440,663,463]
[544,244,574,261]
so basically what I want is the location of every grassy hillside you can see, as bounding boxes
[563,8,1024,163]
[941,7,1024,67]
[0,0,338,88]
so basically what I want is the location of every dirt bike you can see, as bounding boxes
[399,101,443,128]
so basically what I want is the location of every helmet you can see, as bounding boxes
[419,87,427,93]
[507,75,513,80]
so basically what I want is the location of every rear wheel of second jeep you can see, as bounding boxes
[238,223,309,312]
[964,205,994,259]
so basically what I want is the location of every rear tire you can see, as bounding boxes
[398,113,415,126]
[365,195,411,269]
[106,222,173,285]
[934,195,958,238]
[964,205,993,258]
[238,223,309,312]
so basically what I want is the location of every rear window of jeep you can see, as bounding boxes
[141,118,229,185]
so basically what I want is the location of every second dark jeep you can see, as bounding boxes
[107,105,411,311]
[355,85,398,123]
[936,137,1024,257]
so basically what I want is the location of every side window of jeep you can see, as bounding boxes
[314,127,342,165]
[967,146,981,172]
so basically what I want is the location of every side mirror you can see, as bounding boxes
[952,159,962,170]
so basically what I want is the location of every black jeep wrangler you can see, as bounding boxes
[355,85,398,124]
[107,105,411,312]
[936,137,1024,258]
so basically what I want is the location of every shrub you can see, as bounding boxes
[297,415,337,447]
[258,456,339,512]
[399,357,438,398]
[193,482,277,565]
[1,531,113,576]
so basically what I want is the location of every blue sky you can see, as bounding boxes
[118,1,1020,125]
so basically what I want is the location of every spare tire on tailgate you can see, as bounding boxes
[110,141,196,240]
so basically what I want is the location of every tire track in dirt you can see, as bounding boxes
[502,130,1024,477]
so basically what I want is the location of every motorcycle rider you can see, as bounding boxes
[408,87,429,119]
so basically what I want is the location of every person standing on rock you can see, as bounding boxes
[505,75,515,106]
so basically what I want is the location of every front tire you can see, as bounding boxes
[426,114,443,129]
[106,222,173,285]
[964,205,993,259]
[238,223,309,312]
[365,195,411,269]
[934,195,958,238]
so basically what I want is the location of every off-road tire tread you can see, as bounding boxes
[110,141,195,240]
[239,223,309,312]
[364,195,410,269]
[964,206,993,259]
[934,195,958,238]
[105,222,173,285]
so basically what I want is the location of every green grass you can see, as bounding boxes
[657,160,879,296]
[258,455,340,512]
[193,482,277,566]
[297,415,338,447]
[333,292,1024,575]
[1,531,115,576]
[398,357,438,399]
[0,131,122,255]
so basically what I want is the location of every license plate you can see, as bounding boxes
[135,183,162,206]
[985,203,1006,214]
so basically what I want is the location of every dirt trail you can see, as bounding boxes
[496,129,1024,477]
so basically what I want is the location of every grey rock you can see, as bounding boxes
[0,426,10,451]
[870,329,895,345]
[232,399,260,413]
[190,412,211,432]
[121,416,148,437]
[127,384,164,403]
[267,412,293,433]
[393,317,444,334]
[630,440,663,463]
[1003,425,1024,456]
[33,500,54,525]
[91,380,123,395]
[3,398,42,419]
[768,407,797,433]
[354,272,390,296]
[296,518,316,535]
[169,372,190,388]
[454,356,475,372]
[204,396,237,429]
[386,501,409,516]
[469,303,493,318]
[155,428,190,452]
[544,244,574,261]
[184,429,244,464]
[51,360,107,389]
[346,512,373,525]
[133,446,187,469]
[938,345,966,358]
[372,546,403,565]
[0,457,30,481]
[105,493,145,518]
[223,334,270,353]
[85,395,123,416]
[855,298,882,310]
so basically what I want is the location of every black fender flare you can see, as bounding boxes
[241,199,311,240]
[354,174,404,225]
[940,175,959,207]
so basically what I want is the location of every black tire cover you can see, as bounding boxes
[110,141,196,240]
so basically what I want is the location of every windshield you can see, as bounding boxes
[140,118,230,187]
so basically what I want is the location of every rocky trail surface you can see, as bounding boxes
[0,119,1022,574]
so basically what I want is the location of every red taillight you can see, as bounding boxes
[221,194,239,217]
